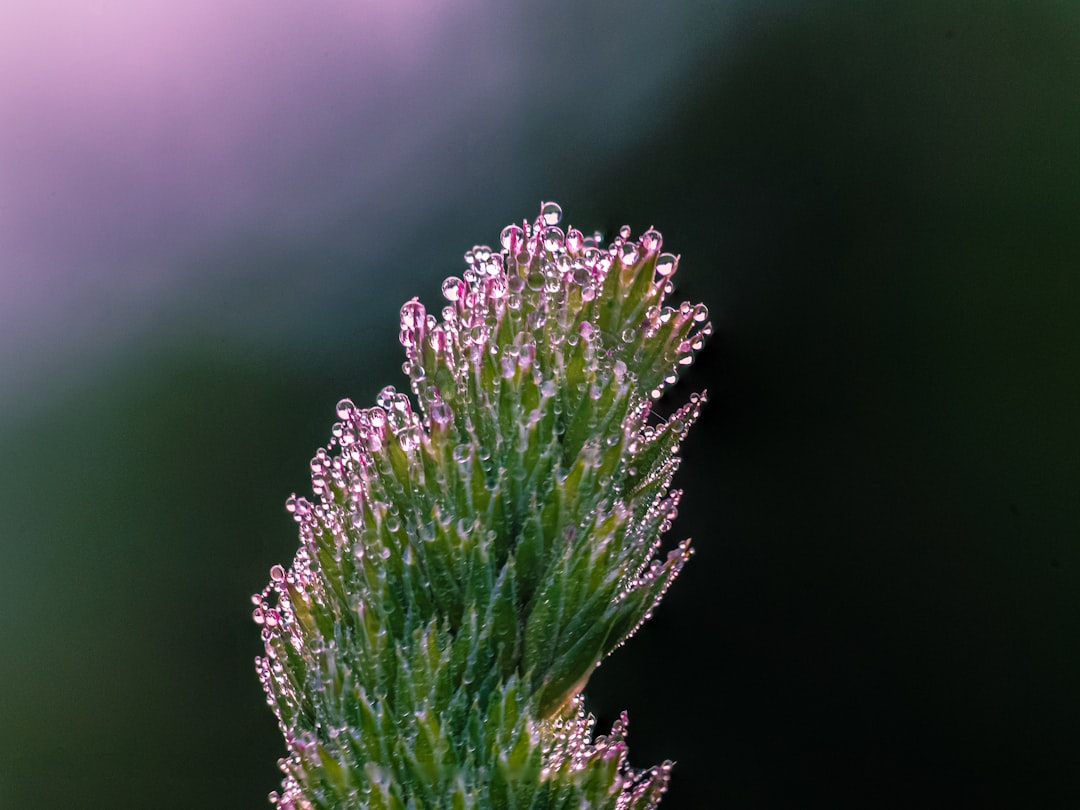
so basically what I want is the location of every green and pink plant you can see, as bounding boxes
[253,201,711,809]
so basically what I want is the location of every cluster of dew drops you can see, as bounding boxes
[250,201,712,754]
[428,201,709,403]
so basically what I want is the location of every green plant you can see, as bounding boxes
[253,201,710,809]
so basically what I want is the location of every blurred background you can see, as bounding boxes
[2,1,1079,807]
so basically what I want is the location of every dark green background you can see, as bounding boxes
[3,2,1079,807]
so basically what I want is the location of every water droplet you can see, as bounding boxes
[335,398,354,420]
[429,401,452,428]
[639,228,663,253]
[500,224,524,252]
[501,355,516,379]
[441,276,464,302]
[400,298,425,329]
[452,444,473,464]
[620,242,639,265]
[542,226,564,252]
[376,386,396,409]
[398,425,422,451]
[692,303,709,323]
[654,253,678,278]
[540,201,563,226]
[270,564,286,582]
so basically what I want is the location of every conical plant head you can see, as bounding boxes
[253,201,711,809]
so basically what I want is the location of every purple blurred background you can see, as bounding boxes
[0,0,742,422]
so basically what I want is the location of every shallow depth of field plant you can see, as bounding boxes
[252,201,711,809]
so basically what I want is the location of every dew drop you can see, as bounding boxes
[369,406,387,428]
[639,228,663,253]
[270,564,286,582]
[654,253,678,278]
[542,226,565,252]
[488,275,508,299]
[335,398,354,420]
[429,401,452,428]
[441,276,464,302]
[400,298,425,329]
[500,224,524,252]
[376,386,396,409]
[540,201,563,226]
[501,355,516,379]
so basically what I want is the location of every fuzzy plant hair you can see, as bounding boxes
[252,201,711,809]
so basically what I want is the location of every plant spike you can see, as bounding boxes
[253,201,711,809]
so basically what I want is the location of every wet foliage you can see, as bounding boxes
[254,202,709,809]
